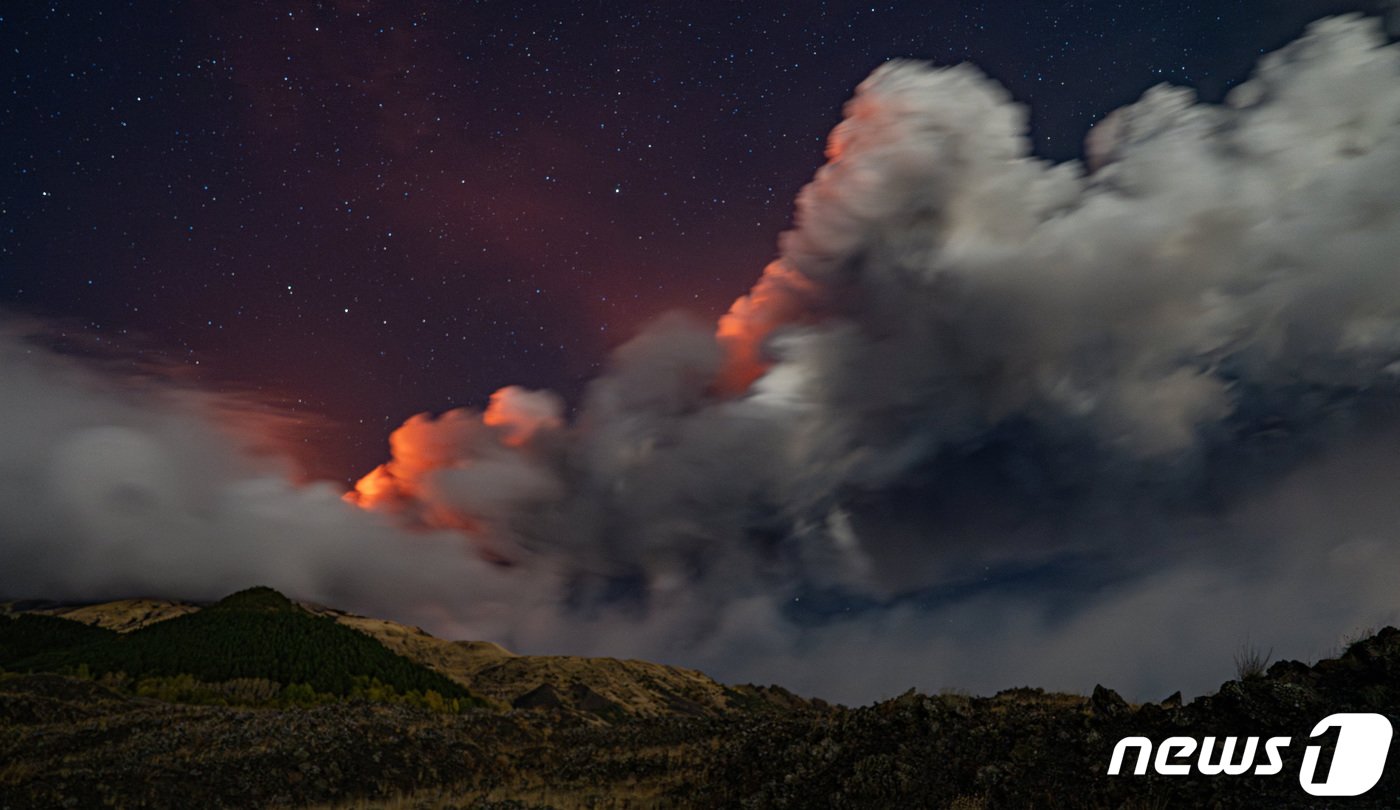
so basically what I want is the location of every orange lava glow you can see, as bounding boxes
[715,260,822,394]
[343,391,551,566]
[342,464,399,508]
[344,410,476,512]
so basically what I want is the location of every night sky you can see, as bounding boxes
[2,0,1388,483]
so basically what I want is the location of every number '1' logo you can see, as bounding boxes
[1300,713,1393,797]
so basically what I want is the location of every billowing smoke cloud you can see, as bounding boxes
[4,16,1400,704]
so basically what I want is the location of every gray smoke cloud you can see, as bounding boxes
[4,15,1400,704]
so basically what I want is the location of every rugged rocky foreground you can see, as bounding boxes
[0,672,732,809]
[2,595,1398,809]
[700,628,1400,808]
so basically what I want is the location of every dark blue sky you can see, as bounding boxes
[1,0,1386,481]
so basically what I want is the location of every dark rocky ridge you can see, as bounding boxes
[697,628,1400,808]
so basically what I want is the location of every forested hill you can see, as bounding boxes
[0,587,482,706]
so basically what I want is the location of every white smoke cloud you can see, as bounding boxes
[4,16,1400,704]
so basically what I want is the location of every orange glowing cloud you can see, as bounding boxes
[346,249,823,544]
[344,409,479,512]
[715,260,823,394]
[343,463,400,509]
[348,263,825,524]
[345,388,564,564]
[482,386,564,447]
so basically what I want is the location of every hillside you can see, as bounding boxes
[0,613,118,663]
[313,606,759,719]
[1,588,482,707]
[4,595,796,721]
[54,597,200,630]
[0,597,201,632]
[1,617,1398,808]
[4,591,1399,808]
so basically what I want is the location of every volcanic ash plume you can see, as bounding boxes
[5,16,1400,702]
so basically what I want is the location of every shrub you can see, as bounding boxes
[1234,638,1272,680]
